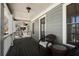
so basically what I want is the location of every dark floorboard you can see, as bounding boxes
[6,37,47,56]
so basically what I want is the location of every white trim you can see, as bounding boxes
[39,15,46,20]
[31,3,61,22]
[62,3,71,44]
[39,17,40,40]
[39,15,46,40]
[65,44,75,48]
[62,4,67,44]
[62,3,76,47]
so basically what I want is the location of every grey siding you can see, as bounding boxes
[46,4,63,43]
[32,19,39,41]
[32,4,63,43]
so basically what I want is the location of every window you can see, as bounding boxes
[32,23,34,34]
[67,3,79,44]
[4,15,9,35]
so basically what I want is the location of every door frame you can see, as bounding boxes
[39,15,46,40]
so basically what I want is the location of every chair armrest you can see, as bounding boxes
[46,42,52,48]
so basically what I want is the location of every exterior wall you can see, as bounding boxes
[32,4,63,43]
[45,4,63,43]
[3,4,16,55]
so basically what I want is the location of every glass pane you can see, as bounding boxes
[67,4,75,23]
[67,24,76,43]
[67,16,75,23]
[76,23,79,32]
[76,3,79,15]
[4,16,9,35]
[72,16,75,23]
[76,16,79,23]
[76,23,79,42]
[32,23,34,34]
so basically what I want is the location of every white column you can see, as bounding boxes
[62,3,71,44]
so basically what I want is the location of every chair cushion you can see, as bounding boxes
[39,41,47,48]
[39,41,52,48]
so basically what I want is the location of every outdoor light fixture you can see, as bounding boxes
[26,7,31,20]
[24,7,31,26]
[26,7,31,13]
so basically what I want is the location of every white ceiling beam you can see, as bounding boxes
[14,18,31,22]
